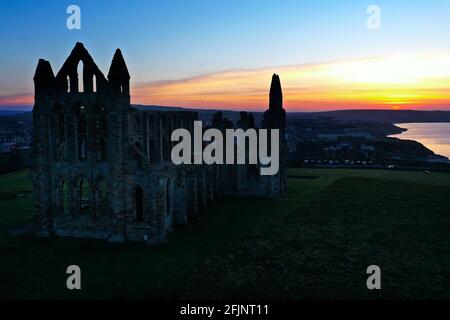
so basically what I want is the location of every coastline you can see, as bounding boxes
[390,123,450,161]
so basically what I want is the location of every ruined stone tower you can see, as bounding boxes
[263,74,287,196]
[32,43,286,244]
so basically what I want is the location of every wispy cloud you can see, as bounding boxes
[3,53,450,111]
[131,53,450,111]
[0,93,33,107]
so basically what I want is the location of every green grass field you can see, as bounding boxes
[0,168,449,299]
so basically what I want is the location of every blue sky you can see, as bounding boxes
[1,0,450,109]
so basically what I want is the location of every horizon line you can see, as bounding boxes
[1,105,450,113]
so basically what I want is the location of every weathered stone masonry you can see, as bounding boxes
[31,43,286,244]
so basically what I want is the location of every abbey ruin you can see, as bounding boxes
[31,43,286,244]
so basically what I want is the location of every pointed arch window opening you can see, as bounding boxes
[59,179,71,216]
[93,74,97,93]
[77,61,84,93]
[79,178,91,215]
[57,105,65,161]
[97,179,109,216]
[98,106,107,161]
[135,186,144,222]
[78,106,88,161]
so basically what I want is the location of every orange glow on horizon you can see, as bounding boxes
[0,94,33,107]
[131,53,450,111]
[2,53,450,111]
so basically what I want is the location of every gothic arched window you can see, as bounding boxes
[134,186,144,222]
[97,106,107,161]
[77,105,87,160]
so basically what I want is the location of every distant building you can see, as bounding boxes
[318,131,373,141]
[427,155,450,163]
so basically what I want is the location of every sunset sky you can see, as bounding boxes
[1,0,450,111]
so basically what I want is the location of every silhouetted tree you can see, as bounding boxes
[210,111,234,131]
[237,112,256,130]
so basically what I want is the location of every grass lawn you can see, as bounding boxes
[0,168,449,299]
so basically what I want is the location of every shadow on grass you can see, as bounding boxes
[183,177,450,300]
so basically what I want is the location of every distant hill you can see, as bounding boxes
[0,110,29,117]
[3,105,450,125]
[288,110,450,123]
[0,105,32,113]
[134,106,450,124]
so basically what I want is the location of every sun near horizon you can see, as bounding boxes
[2,52,450,113]
[131,52,450,112]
